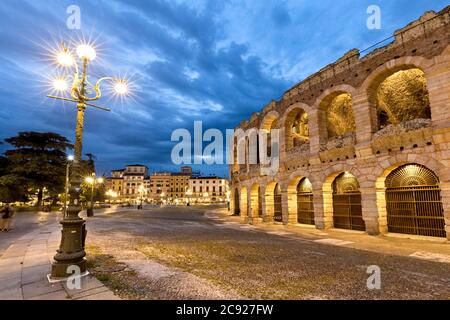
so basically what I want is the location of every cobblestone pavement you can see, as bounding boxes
[86,205,450,300]
[0,210,120,300]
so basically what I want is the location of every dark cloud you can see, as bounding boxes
[0,0,448,177]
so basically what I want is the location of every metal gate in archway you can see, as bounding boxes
[297,178,315,225]
[332,172,365,231]
[234,189,240,215]
[274,183,283,222]
[386,164,445,238]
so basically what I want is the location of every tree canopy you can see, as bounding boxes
[2,132,73,206]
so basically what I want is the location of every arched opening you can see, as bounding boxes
[267,119,278,158]
[296,178,314,225]
[385,164,445,237]
[321,92,356,139]
[260,112,280,160]
[285,108,310,151]
[233,188,240,215]
[373,68,431,130]
[250,184,263,217]
[318,92,356,150]
[332,172,365,231]
[273,183,282,222]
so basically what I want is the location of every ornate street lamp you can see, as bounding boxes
[47,42,129,280]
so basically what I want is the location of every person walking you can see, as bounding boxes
[1,203,15,232]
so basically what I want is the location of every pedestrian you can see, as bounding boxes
[1,203,15,232]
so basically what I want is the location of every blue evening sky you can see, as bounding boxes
[0,0,447,177]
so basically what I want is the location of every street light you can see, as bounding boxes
[46,41,130,280]
[138,185,146,209]
[85,174,104,217]
[185,188,192,206]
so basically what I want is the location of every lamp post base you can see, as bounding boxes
[49,259,88,281]
[50,208,87,279]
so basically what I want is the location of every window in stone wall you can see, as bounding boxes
[375,68,431,130]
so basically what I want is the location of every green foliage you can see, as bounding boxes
[2,132,73,206]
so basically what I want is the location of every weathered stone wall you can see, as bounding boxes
[230,7,450,240]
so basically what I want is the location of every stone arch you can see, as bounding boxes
[322,165,363,229]
[240,186,248,217]
[246,128,259,165]
[331,171,365,231]
[376,162,446,238]
[250,183,262,218]
[316,85,357,146]
[283,103,312,152]
[260,111,280,130]
[260,111,280,160]
[264,181,279,221]
[361,56,432,132]
[287,174,315,225]
[374,154,448,237]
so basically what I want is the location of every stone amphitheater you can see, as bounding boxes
[229,6,450,240]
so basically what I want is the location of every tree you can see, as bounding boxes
[4,132,73,207]
[0,156,28,203]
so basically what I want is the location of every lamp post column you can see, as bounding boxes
[51,103,88,279]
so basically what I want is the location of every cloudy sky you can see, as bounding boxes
[0,0,447,177]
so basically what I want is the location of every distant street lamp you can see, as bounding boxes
[138,185,146,209]
[85,174,104,217]
[185,189,193,206]
[47,42,129,280]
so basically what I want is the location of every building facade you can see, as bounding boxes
[105,169,124,199]
[106,166,228,204]
[148,172,191,203]
[121,165,148,202]
[187,177,230,204]
[230,8,450,239]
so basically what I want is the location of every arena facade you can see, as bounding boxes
[229,7,450,240]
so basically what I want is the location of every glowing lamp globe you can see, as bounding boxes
[76,44,96,61]
[85,177,95,184]
[53,78,68,91]
[114,81,128,95]
[57,52,74,67]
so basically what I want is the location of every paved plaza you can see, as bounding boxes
[1,206,449,300]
